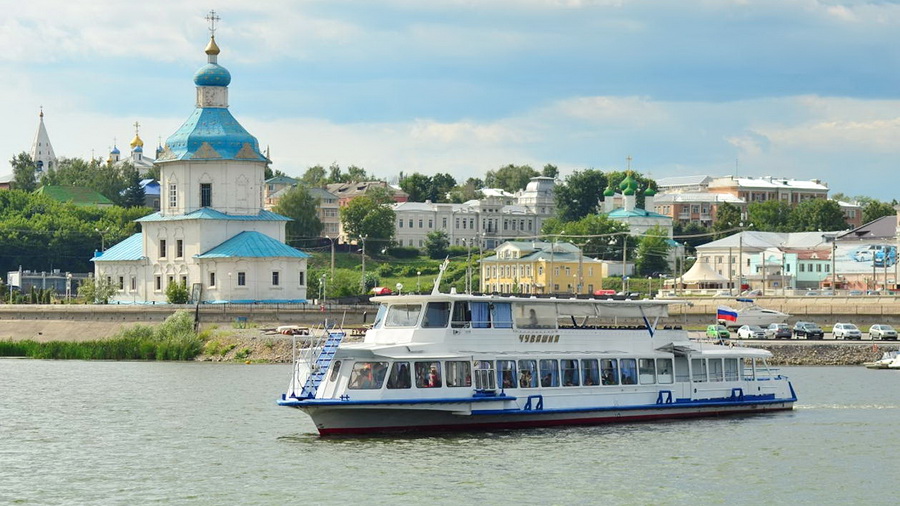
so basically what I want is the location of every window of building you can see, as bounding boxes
[130,277,136,291]
[799,263,805,272]
[272,271,280,286]
[181,275,187,286]
[118,276,124,290]
[168,183,177,208]
[155,276,162,291]
[398,219,403,228]
[200,183,212,207]
[408,219,413,228]
[428,219,433,228]
[418,219,423,228]
[298,271,305,285]
[176,239,184,258]
[209,272,216,287]
[237,272,246,286]
[159,239,167,258]
[442,217,447,228]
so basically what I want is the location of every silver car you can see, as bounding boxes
[737,325,766,339]
[869,324,898,340]
[832,322,862,340]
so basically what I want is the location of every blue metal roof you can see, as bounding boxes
[608,208,670,219]
[92,233,144,262]
[136,208,291,223]
[195,231,309,259]
[157,107,267,163]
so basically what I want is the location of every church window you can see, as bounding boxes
[169,184,177,208]
[130,277,136,291]
[159,239,167,258]
[118,277,124,290]
[209,272,216,287]
[299,271,305,286]
[237,272,246,286]
[272,271,280,286]
[201,183,212,207]
[181,275,187,286]
[155,276,162,291]
[176,240,184,258]
[168,275,174,286]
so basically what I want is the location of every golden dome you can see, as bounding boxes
[130,134,144,148]
[205,36,221,56]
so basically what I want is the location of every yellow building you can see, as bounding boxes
[480,241,606,295]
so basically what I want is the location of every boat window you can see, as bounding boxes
[517,360,538,388]
[709,359,724,382]
[741,358,755,381]
[445,361,472,387]
[691,358,707,382]
[451,302,471,328]
[415,361,442,388]
[422,302,451,328]
[474,360,496,390]
[656,358,674,384]
[581,359,599,386]
[348,361,389,390]
[674,357,690,382]
[601,359,619,385]
[471,302,491,328]
[724,358,739,381]
[385,304,422,328]
[639,358,656,384]
[329,360,342,382]
[561,359,580,386]
[372,304,388,329]
[513,303,556,329]
[386,361,411,389]
[539,359,559,387]
[620,359,638,385]
[497,360,517,389]
[492,303,513,328]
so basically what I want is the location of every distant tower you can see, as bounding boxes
[130,121,145,163]
[30,107,58,175]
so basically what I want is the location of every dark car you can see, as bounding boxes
[793,321,824,339]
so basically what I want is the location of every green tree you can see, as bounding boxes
[448,178,485,203]
[712,202,742,239]
[399,172,433,202]
[340,195,396,243]
[554,169,607,222]
[10,152,37,193]
[424,230,450,259]
[541,164,559,179]
[119,163,146,208]
[300,165,327,187]
[274,185,323,246]
[165,280,190,304]
[789,199,848,232]
[635,226,671,276]
[542,214,629,261]
[748,200,792,232]
[673,221,712,251]
[862,200,896,224]
[484,164,538,193]
[78,276,118,304]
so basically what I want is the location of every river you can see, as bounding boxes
[1,360,896,505]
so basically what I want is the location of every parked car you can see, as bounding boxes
[706,324,730,340]
[804,291,820,296]
[848,290,864,296]
[765,323,792,339]
[868,324,898,340]
[737,325,766,339]
[793,321,824,339]
[832,322,862,340]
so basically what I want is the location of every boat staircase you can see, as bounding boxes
[293,327,346,399]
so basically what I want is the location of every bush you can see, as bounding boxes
[385,246,420,259]
[166,280,190,304]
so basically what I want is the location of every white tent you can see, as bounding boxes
[668,261,731,289]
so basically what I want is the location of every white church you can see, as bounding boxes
[93,22,309,304]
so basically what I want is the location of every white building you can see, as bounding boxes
[392,176,556,250]
[30,108,58,177]
[93,29,308,303]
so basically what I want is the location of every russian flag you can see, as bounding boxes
[717,306,738,322]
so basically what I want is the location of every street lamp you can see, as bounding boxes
[416,271,421,293]
[319,273,327,302]
[359,234,368,294]
[325,235,335,278]
[95,227,110,251]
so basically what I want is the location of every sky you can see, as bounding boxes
[3,0,900,200]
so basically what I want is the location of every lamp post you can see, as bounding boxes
[325,235,335,278]
[416,271,421,293]
[621,235,627,283]
[319,273,327,302]
[359,234,368,294]
[95,227,110,251]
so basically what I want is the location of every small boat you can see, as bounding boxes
[864,350,900,369]
[717,298,790,329]
[278,263,797,436]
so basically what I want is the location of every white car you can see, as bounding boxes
[737,325,766,339]
[869,324,898,340]
[832,323,862,340]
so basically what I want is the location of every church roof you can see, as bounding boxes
[195,231,310,259]
[92,233,144,262]
[136,208,291,223]
[157,107,267,163]
[607,208,670,219]
[34,185,114,207]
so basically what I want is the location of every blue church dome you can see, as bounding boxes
[111,146,120,155]
[134,145,143,153]
[193,63,231,87]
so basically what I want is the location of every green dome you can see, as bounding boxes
[603,186,616,197]
[643,186,657,196]
[618,171,639,195]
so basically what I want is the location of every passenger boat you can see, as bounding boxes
[717,298,790,329]
[864,350,900,369]
[279,270,797,436]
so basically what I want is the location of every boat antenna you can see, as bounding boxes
[432,257,450,295]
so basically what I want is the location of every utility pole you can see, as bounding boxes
[359,235,367,294]
[326,235,335,278]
